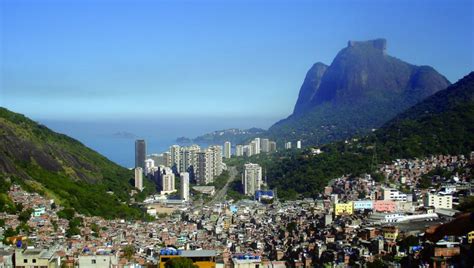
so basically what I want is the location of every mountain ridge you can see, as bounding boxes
[268,38,450,145]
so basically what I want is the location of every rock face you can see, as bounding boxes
[293,62,328,115]
[269,39,451,145]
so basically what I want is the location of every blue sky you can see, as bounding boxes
[1,0,473,125]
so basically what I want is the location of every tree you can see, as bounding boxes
[122,245,135,261]
[18,208,33,223]
[57,208,75,220]
[165,257,198,268]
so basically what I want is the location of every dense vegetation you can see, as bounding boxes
[0,107,156,219]
[240,72,474,199]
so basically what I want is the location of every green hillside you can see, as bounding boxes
[0,108,154,219]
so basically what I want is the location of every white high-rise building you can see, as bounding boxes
[134,167,144,191]
[180,172,190,201]
[144,158,155,175]
[162,152,172,167]
[243,163,262,196]
[261,139,270,153]
[170,145,181,170]
[250,140,258,156]
[253,138,261,154]
[224,141,231,158]
[196,149,214,185]
[285,142,292,149]
[243,145,252,157]
[296,140,302,149]
[159,167,176,194]
[235,145,244,157]
[209,145,223,177]
[179,145,201,173]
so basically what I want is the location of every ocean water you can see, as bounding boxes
[39,117,276,168]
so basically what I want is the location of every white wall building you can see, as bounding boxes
[423,193,453,209]
[170,145,181,170]
[296,140,302,149]
[261,138,270,153]
[235,145,244,157]
[180,172,190,201]
[382,188,408,201]
[285,142,292,150]
[243,163,262,196]
[224,141,232,158]
[134,167,143,191]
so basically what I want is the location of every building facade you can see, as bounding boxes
[224,141,231,158]
[243,163,262,196]
[135,139,146,169]
[134,167,143,191]
[180,172,190,201]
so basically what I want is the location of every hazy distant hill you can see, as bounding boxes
[268,39,450,145]
[0,107,148,219]
[178,128,265,145]
[264,72,473,199]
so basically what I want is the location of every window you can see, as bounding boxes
[92,260,96,264]
[33,259,37,263]
[24,259,28,263]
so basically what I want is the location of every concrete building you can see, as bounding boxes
[158,250,216,268]
[285,142,292,150]
[162,152,172,167]
[269,141,277,152]
[135,139,146,169]
[134,167,144,191]
[243,163,262,196]
[224,141,231,158]
[423,193,453,209]
[77,254,118,268]
[373,200,396,212]
[353,200,373,210]
[196,150,214,185]
[235,145,244,157]
[161,172,176,194]
[170,145,181,171]
[144,158,155,175]
[179,145,201,173]
[209,145,223,177]
[243,145,251,157]
[382,187,408,201]
[180,172,190,201]
[250,140,258,156]
[261,138,270,153]
[334,202,353,216]
[15,248,60,268]
[253,138,261,154]
[296,140,302,149]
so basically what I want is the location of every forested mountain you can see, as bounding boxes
[0,107,152,219]
[268,39,450,145]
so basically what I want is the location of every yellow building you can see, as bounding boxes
[15,248,60,268]
[382,226,399,241]
[159,250,216,268]
[468,231,474,243]
[334,202,353,216]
